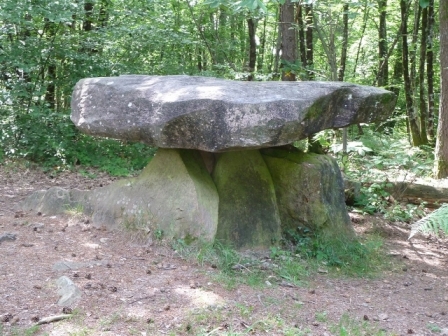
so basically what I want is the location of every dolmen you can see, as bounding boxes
[21,76,397,248]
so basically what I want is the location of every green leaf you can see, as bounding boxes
[409,204,448,239]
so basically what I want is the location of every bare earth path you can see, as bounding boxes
[0,163,447,336]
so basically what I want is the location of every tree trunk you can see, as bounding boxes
[297,5,307,75]
[377,0,388,87]
[280,0,297,81]
[400,0,423,146]
[409,2,421,101]
[83,1,93,32]
[339,4,349,153]
[434,1,448,178]
[216,7,227,65]
[305,4,314,80]
[257,16,267,73]
[338,4,349,82]
[273,7,282,79]
[427,0,435,140]
[419,7,428,144]
[43,19,56,110]
[247,18,257,81]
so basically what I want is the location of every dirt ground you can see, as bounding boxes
[1,163,448,336]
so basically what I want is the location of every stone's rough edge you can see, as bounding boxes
[71,75,397,152]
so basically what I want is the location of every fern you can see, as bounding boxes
[409,204,448,240]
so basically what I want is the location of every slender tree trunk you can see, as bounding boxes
[338,4,349,153]
[257,17,267,73]
[273,7,282,79]
[419,7,428,144]
[434,1,448,178]
[186,1,216,65]
[377,0,388,87]
[338,4,349,82]
[312,9,337,80]
[305,4,314,80]
[280,0,297,81]
[391,39,403,98]
[44,64,56,110]
[354,1,369,76]
[43,19,56,110]
[409,2,421,96]
[297,5,307,75]
[83,2,93,32]
[247,18,257,81]
[216,7,227,65]
[427,0,435,139]
[400,0,423,146]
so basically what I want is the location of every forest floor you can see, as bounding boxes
[0,162,448,336]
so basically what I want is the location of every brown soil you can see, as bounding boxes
[1,163,447,336]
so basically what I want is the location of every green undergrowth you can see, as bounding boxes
[281,229,389,277]
[0,323,40,336]
[329,127,432,222]
[172,230,389,290]
[0,135,157,177]
[171,309,391,336]
[66,136,157,176]
[330,313,391,336]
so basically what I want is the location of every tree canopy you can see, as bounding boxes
[0,0,442,173]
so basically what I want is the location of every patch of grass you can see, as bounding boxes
[285,229,389,277]
[8,325,40,336]
[315,311,328,323]
[270,249,308,286]
[427,323,442,333]
[330,313,388,336]
[68,329,92,336]
[99,311,123,328]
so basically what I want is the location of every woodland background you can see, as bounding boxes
[0,0,445,184]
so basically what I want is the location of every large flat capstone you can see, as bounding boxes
[71,75,397,152]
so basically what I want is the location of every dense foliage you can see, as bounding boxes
[0,1,441,171]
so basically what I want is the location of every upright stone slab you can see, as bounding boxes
[88,149,219,241]
[212,150,282,248]
[261,147,353,239]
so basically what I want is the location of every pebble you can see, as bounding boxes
[378,313,389,321]
[0,233,17,244]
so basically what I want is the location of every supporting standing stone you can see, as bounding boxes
[262,147,353,239]
[212,150,282,248]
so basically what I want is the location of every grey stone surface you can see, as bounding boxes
[71,75,397,152]
[0,233,17,244]
[20,187,89,216]
[23,149,219,243]
[86,148,219,241]
[212,150,282,248]
[56,276,82,307]
[261,147,353,238]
